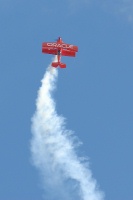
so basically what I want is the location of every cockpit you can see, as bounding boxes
[57,50,61,55]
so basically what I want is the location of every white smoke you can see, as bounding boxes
[31,57,104,200]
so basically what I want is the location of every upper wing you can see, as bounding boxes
[42,42,55,48]
[42,47,57,55]
[42,42,78,52]
[61,49,76,57]
[68,45,78,52]
[62,43,78,52]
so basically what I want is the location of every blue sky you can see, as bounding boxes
[0,1,133,200]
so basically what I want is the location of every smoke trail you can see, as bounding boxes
[31,58,104,200]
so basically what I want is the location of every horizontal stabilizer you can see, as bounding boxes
[51,62,66,68]
[59,63,66,68]
[51,62,58,68]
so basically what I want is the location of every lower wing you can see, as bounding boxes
[42,48,57,55]
[61,49,76,57]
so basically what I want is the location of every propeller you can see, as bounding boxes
[54,37,61,41]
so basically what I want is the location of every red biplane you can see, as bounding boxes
[42,37,78,68]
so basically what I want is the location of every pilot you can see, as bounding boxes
[57,50,61,55]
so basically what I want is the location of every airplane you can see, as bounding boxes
[42,37,78,68]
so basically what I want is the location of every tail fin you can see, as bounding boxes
[51,62,66,68]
